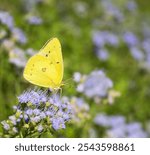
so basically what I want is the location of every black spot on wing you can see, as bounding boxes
[42,68,47,72]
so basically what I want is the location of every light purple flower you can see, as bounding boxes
[109,116,126,128]
[1,121,10,130]
[73,72,82,82]
[83,70,113,98]
[123,31,138,47]
[126,1,137,12]
[9,47,27,67]
[9,115,17,125]
[107,126,126,138]
[31,116,41,123]
[94,114,110,127]
[130,47,144,61]
[25,109,33,116]
[105,33,119,46]
[142,39,150,54]
[40,112,46,119]
[92,31,105,47]
[101,0,124,22]
[18,89,48,104]
[12,28,27,44]
[27,16,43,25]
[33,109,41,115]
[26,48,37,56]
[2,89,72,134]
[126,122,142,133]
[94,113,148,138]
[37,125,43,132]
[0,11,14,30]
[96,48,109,61]
[51,117,66,130]
[128,131,148,138]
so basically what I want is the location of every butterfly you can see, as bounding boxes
[23,38,63,90]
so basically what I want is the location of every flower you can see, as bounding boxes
[73,72,82,82]
[0,11,14,30]
[130,47,144,61]
[12,28,27,44]
[101,0,124,22]
[26,16,43,25]
[18,89,48,104]
[74,70,113,98]
[67,97,90,123]
[51,117,65,130]
[92,31,105,48]
[96,48,109,61]
[94,113,148,138]
[123,31,139,47]
[37,125,43,132]
[26,48,37,56]
[1,89,72,137]
[93,31,119,48]
[1,121,10,130]
[126,1,137,12]
[94,113,110,127]
[9,47,27,68]
[92,31,119,61]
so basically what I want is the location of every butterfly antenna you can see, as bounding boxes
[63,78,73,85]
[62,78,76,90]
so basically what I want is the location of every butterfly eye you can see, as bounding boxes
[56,62,60,64]
[46,54,48,57]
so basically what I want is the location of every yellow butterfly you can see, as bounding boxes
[23,38,63,89]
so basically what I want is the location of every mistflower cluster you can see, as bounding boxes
[9,47,27,68]
[0,11,14,30]
[12,28,27,44]
[94,113,148,138]
[0,11,27,45]
[126,0,137,12]
[122,30,150,69]
[62,96,90,123]
[101,0,124,22]
[26,15,43,25]
[91,0,150,71]
[0,10,38,68]
[92,31,119,61]
[73,70,119,104]
[1,89,72,137]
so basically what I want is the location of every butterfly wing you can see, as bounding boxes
[38,38,63,86]
[23,38,63,88]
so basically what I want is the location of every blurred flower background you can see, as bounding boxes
[0,0,150,137]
